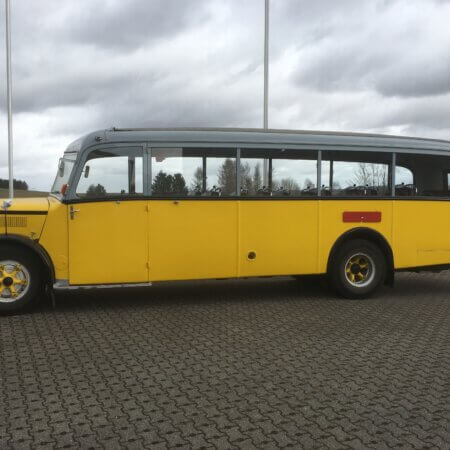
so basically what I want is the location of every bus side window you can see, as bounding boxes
[239,149,318,197]
[396,153,450,197]
[150,147,237,197]
[321,151,391,197]
[271,149,318,197]
[76,148,143,199]
[394,166,416,196]
[238,152,269,196]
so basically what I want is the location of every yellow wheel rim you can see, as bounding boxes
[0,260,30,303]
[344,253,375,288]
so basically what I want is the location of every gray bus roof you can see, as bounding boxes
[65,127,450,155]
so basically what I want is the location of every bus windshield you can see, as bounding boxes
[51,153,77,195]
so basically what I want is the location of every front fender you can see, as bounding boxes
[0,234,55,283]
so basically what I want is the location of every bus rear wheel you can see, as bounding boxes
[329,239,386,299]
[0,244,42,313]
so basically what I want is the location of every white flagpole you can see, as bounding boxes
[263,0,269,130]
[5,0,14,198]
[263,0,269,186]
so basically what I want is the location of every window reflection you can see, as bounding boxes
[76,149,143,198]
[322,151,391,197]
[395,153,450,197]
[151,148,236,197]
[240,149,318,197]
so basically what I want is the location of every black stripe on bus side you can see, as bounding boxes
[6,210,48,215]
[63,196,450,204]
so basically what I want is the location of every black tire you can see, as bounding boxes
[0,244,43,313]
[328,239,386,299]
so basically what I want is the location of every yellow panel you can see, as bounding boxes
[148,200,238,281]
[39,197,69,280]
[239,200,319,276]
[393,201,450,268]
[318,200,393,273]
[7,215,47,240]
[0,214,5,234]
[0,197,49,240]
[5,197,49,213]
[68,200,148,284]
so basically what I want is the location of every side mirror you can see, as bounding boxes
[58,160,65,177]
[84,165,90,178]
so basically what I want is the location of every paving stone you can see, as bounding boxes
[0,272,449,448]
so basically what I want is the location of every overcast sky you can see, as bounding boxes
[1,0,450,190]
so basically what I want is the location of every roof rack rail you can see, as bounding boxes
[106,127,450,144]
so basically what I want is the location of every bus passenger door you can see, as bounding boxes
[239,200,319,277]
[147,147,238,281]
[238,150,319,277]
[148,200,238,281]
[68,147,148,285]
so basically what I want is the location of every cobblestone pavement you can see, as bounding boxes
[0,272,449,450]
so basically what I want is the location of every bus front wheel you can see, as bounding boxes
[0,244,43,313]
[329,239,386,299]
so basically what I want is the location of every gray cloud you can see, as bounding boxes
[63,0,210,50]
[288,0,450,98]
[6,0,210,50]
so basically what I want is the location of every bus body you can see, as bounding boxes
[1,128,449,311]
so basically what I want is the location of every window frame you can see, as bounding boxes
[239,148,319,198]
[148,146,239,198]
[147,145,322,200]
[394,151,450,199]
[64,141,450,202]
[66,144,146,201]
[392,155,417,197]
[320,149,394,199]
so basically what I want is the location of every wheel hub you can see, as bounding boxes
[0,261,30,303]
[2,276,14,287]
[344,253,375,288]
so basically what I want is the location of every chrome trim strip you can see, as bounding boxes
[53,280,152,290]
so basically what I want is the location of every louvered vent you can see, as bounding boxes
[7,216,27,228]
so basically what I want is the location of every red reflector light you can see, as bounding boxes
[343,211,382,223]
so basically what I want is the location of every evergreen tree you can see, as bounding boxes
[172,173,188,195]
[152,171,188,195]
[86,184,107,197]
[152,171,173,194]
[217,159,236,195]
[0,178,28,190]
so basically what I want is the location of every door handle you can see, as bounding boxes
[70,206,80,220]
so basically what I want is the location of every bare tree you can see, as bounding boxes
[273,177,300,193]
[352,163,388,190]
[252,163,262,193]
[240,162,252,193]
[217,159,236,195]
[191,166,203,192]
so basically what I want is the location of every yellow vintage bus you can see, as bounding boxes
[1,128,449,312]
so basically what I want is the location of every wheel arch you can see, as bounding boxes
[326,227,394,286]
[0,234,55,285]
